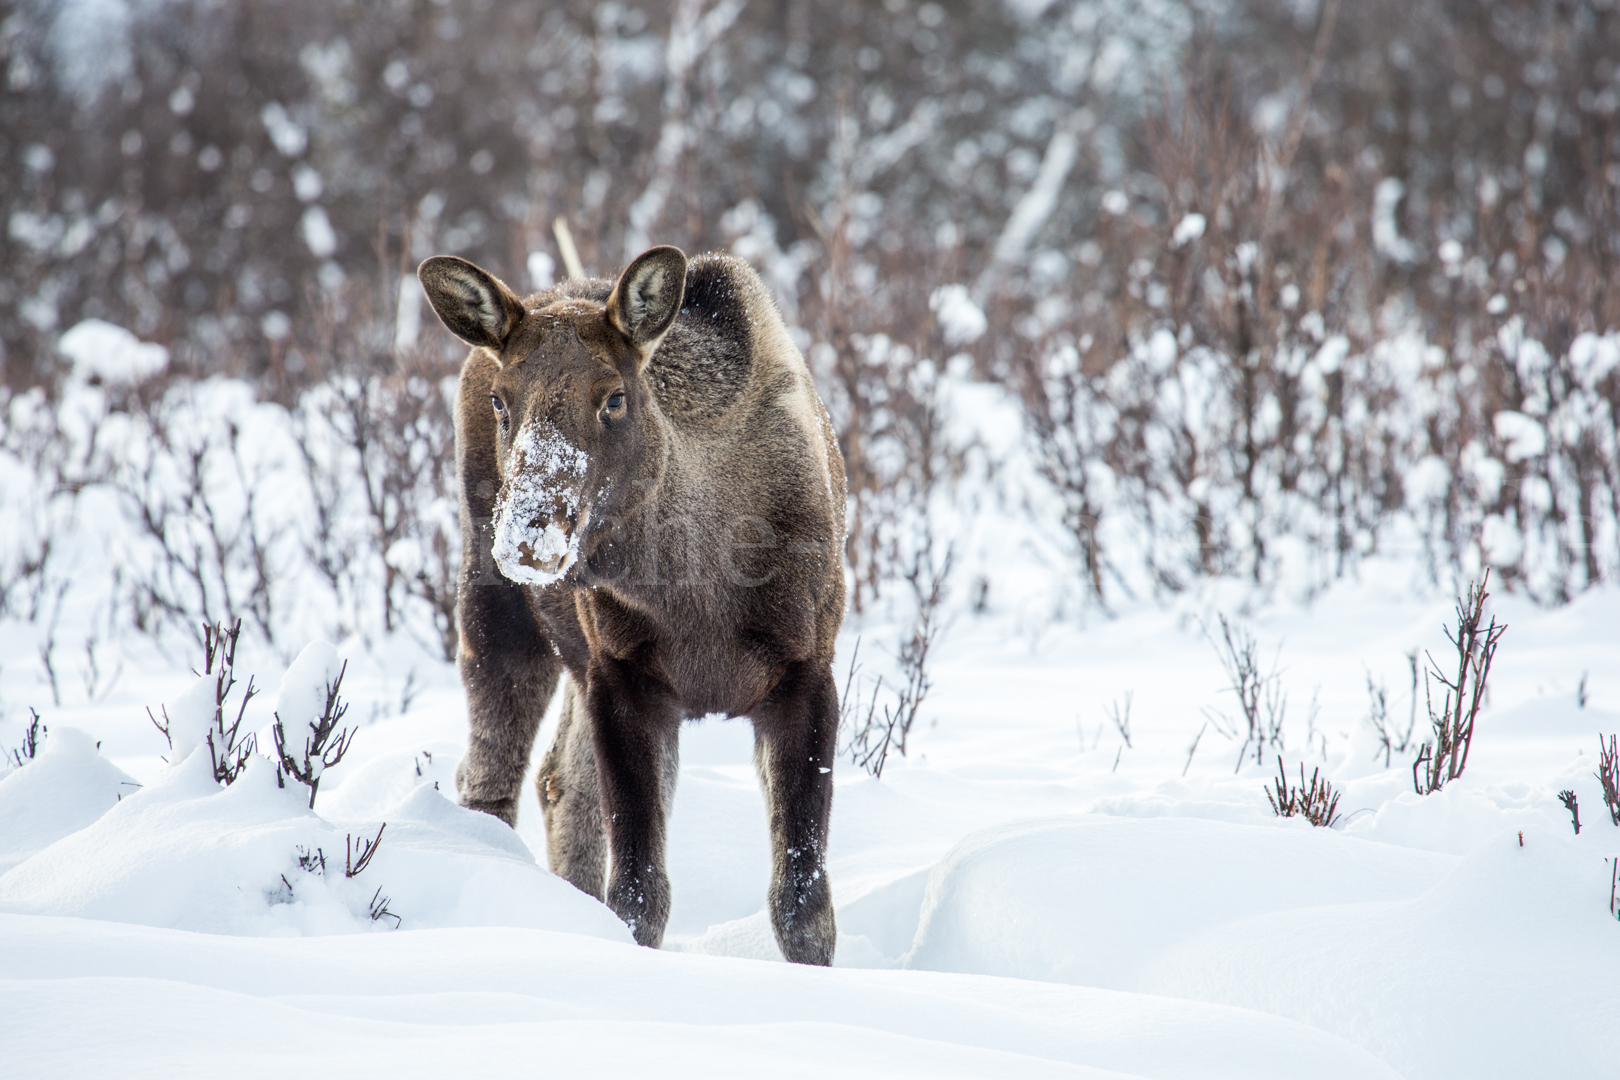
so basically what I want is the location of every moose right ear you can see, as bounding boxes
[417,256,526,356]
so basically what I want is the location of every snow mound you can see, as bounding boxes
[1144,826,1620,1079]
[0,727,137,875]
[0,745,629,941]
[2,914,1404,1080]
[57,318,169,386]
[904,815,1454,989]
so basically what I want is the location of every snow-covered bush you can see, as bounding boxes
[271,640,355,808]
[1264,757,1343,828]
[148,619,259,784]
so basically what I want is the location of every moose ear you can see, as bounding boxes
[605,246,686,362]
[417,256,526,356]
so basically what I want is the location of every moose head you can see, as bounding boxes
[418,246,687,585]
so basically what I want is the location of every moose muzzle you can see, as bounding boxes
[491,419,591,586]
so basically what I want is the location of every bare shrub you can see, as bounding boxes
[1366,671,1416,768]
[1265,755,1343,828]
[1412,572,1507,795]
[272,659,355,809]
[118,400,283,648]
[839,542,952,779]
[294,289,460,659]
[838,642,891,778]
[1204,615,1287,770]
[1596,735,1619,827]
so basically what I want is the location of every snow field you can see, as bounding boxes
[5,573,1617,1077]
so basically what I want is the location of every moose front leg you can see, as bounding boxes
[454,539,559,827]
[753,660,839,966]
[587,657,681,948]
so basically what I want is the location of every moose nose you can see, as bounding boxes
[491,475,585,586]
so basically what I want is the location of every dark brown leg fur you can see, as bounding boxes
[454,518,558,827]
[752,660,839,966]
[586,655,681,948]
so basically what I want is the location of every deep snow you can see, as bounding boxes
[3,572,1618,1078]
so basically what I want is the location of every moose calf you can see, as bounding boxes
[418,245,846,964]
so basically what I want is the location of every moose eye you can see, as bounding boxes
[602,390,626,422]
[491,395,506,415]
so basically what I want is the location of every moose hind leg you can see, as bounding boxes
[586,658,681,948]
[537,676,606,900]
[753,660,839,966]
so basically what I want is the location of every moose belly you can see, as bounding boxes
[659,641,781,719]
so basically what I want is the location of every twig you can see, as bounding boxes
[368,885,402,928]
[1557,789,1581,835]
[1595,735,1619,827]
[1107,692,1133,749]
[1183,721,1207,777]
[6,708,46,768]
[346,823,387,878]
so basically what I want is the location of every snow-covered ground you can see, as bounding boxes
[3,329,1619,1077]
[4,568,1618,1078]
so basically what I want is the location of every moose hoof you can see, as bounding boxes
[770,882,836,966]
[608,876,671,949]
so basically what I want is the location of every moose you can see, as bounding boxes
[418,244,847,965]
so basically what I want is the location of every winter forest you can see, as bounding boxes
[3,0,1620,1076]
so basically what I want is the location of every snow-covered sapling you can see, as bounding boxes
[1596,735,1619,827]
[148,618,259,784]
[271,641,354,808]
[1557,790,1581,835]
[6,708,45,769]
[1412,572,1506,795]
[1264,755,1343,828]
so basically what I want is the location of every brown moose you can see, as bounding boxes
[417,245,847,964]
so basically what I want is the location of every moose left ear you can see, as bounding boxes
[606,246,687,364]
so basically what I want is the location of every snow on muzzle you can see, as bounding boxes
[491,419,592,586]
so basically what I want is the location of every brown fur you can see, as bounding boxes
[420,246,847,964]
